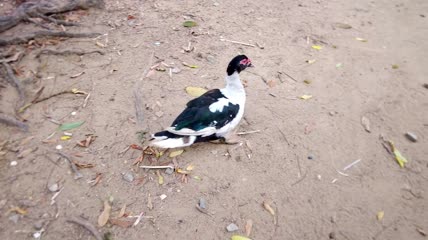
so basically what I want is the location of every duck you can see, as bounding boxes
[149,55,253,149]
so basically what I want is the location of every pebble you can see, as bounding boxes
[71,111,77,116]
[199,198,207,209]
[307,154,314,160]
[122,172,135,182]
[213,2,219,6]
[172,67,181,74]
[405,132,418,142]
[34,220,44,230]
[206,54,216,64]
[160,194,167,200]
[226,223,239,232]
[48,183,59,192]
[9,214,19,224]
[55,145,63,150]
[165,167,174,175]
[10,161,17,166]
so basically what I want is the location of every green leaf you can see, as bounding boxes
[58,121,85,131]
[183,21,197,27]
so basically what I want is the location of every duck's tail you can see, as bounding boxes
[149,130,221,149]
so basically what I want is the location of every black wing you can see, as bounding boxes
[171,89,239,131]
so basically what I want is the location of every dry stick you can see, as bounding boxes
[0,31,101,46]
[35,12,80,27]
[220,38,256,47]
[134,52,154,129]
[0,113,28,131]
[2,62,26,108]
[0,51,23,63]
[236,130,261,135]
[67,217,103,240]
[279,71,297,82]
[140,165,174,169]
[56,152,83,180]
[36,49,105,58]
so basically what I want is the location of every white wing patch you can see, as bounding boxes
[166,126,217,137]
[208,98,230,112]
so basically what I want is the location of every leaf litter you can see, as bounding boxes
[98,200,111,227]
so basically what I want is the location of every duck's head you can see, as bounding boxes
[227,55,253,76]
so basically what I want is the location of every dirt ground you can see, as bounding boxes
[1,0,427,239]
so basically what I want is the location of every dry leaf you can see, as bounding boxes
[20,136,34,146]
[90,173,102,187]
[231,235,252,240]
[156,170,164,185]
[361,116,371,132]
[186,164,194,171]
[263,201,275,216]
[8,207,27,215]
[355,37,367,42]
[300,95,313,100]
[17,148,35,159]
[61,136,71,140]
[185,87,207,97]
[70,72,84,78]
[389,141,408,168]
[311,45,322,50]
[73,161,95,169]
[98,200,112,227]
[117,203,126,218]
[392,64,399,69]
[182,62,198,68]
[334,22,352,29]
[110,218,133,228]
[169,149,184,158]
[377,211,384,221]
[245,219,253,237]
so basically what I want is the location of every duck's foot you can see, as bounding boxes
[220,134,243,145]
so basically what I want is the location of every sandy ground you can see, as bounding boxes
[1,0,428,239]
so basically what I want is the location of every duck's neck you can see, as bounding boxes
[225,72,244,93]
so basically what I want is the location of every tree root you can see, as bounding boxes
[0,113,28,131]
[0,0,105,33]
[66,216,102,240]
[0,30,101,46]
[2,62,26,109]
[36,49,104,58]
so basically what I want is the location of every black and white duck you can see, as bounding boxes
[149,55,253,148]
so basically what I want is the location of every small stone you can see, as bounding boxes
[55,145,63,150]
[423,83,428,89]
[71,111,77,116]
[33,231,42,239]
[160,194,167,200]
[206,54,216,64]
[9,214,19,224]
[405,132,418,142]
[122,172,135,182]
[154,42,161,46]
[329,231,336,239]
[226,223,239,232]
[10,161,17,166]
[165,167,174,175]
[48,183,59,192]
[199,198,207,209]
[34,220,44,230]
[213,2,219,6]
[172,67,181,74]
[308,154,314,160]
[329,111,336,116]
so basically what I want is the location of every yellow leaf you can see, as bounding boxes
[176,168,190,174]
[263,201,275,216]
[193,176,202,180]
[60,136,71,140]
[156,170,164,185]
[98,200,111,227]
[186,164,194,171]
[392,64,399,69]
[303,79,312,84]
[311,45,322,50]
[389,141,408,168]
[231,235,252,240]
[300,95,313,100]
[182,62,199,68]
[8,207,28,215]
[169,149,184,158]
[185,87,207,97]
[355,37,367,42]
[71,88,88,95]
[377,211,384,221]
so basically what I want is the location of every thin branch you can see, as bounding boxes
[36,49,104,58]
[56,152,83,180]
[66,217,103,240]
[0,113,28,131]
[0,31,101,46]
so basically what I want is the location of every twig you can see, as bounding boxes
[236,130,261,135]
[33,90,74,104]
[278,71,297,82]
[291,171,308,186]
[0,31,101,46]
[50,187,64,205]
[67,216,103,240]
[56,152,83,180]
[35,13,80,27]
[0,113,28,131]
[2,62,26,108]
[134,52,154,129]
[140,165,174,169]
[195,205,213,217]
[36,49,104,58]
[82,93,91,108]
[220,38,256,47]
[343,159,361,171]
[0,51,23,63]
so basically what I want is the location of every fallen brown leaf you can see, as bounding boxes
[7,207,27,215]
[245,219,253,237]
[110,218,133,228]
[263,201,275,216]
[73,161,95,169]
[90,173,102,187]
[98,200,111,227]
[116,203,127,218]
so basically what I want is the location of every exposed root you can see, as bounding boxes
[0,0,105,33]
[36,49,104,58]
[66,216,103,240]
[0,113,29,131]
[2,62,26,109]
[0,31,101,46]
